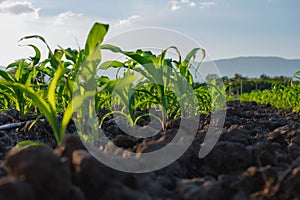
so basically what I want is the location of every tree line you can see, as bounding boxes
[221,73,291,96]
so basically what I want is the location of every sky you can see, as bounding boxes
[0,0,299,67]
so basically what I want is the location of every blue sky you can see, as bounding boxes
[0,0,299,66]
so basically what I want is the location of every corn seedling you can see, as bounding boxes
[240,71,300,112]
[0,22,108,145]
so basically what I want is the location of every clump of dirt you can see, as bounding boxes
[0,101,300,200]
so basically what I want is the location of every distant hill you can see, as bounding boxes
[205,56,300,78]
[1,56,300,78]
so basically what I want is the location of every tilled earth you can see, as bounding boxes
[0,101,300,200]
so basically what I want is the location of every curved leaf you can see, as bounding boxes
[47,65,65,111]
[28,44,41,65]
[19,35,52,55]
[99,60,125,70]
[0,69,14,82]
[14,140,50,149]
[85,23,109,55]
[101,44,122,53]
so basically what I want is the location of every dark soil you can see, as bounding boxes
[1,101,300,200]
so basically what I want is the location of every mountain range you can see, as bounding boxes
[206,56,300,78]
[1,56,299,78]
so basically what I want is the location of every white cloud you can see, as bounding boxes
[169,0,197,11]
[169,1,181,11]
[113,15,142,27]
[200,2,216,8]
[0,0,39,17]
[189,1,196,7]
[55,11,83,25]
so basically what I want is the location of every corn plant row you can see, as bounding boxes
[0,22,223,147]
[240,71,300,112]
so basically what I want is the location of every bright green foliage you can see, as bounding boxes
[0,21,225,146]
[0,65,67,144]
[13,140,50,149]
[240,71,300,112]
[292,71,300,85]
[0,22,109,145]
[0,45,45,115]
[98,45,213,130]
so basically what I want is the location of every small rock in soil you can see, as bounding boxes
[252,142,288,166]
[260,119,287,131]
[5,146,72,200]
[204,142,252,174]
[0,177,35,200]
[288,142,300,161]
[55,135,86,160]
[175,178,208,200]
[220,125,253,145]
[72,149,126,200]
[112,135,138,149]
[277,166,300,199]
[239,166,278,195]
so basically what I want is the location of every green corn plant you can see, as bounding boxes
[19,36,85,112]
[0,65,69,144]
[0,45,44,115]
[240,71,300,112]
[193,83,211,113]
[292,71,300,86]
[69,22,109,143]
[0,22,108,145]
[99,45,206,131]
[97,72,164,131]
[99,47,169,130]
[95,76,114,110]
[207,77,227,112]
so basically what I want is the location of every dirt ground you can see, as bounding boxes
[0,101,300,200]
